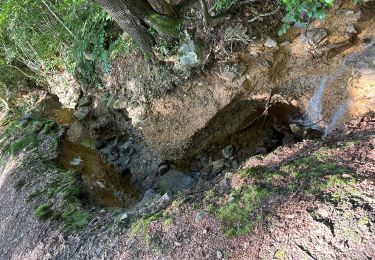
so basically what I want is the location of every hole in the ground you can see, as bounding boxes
[58,139,140,208]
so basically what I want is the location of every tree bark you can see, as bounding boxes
[94,0,180,54]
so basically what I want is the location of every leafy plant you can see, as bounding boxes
[279,0,363,35]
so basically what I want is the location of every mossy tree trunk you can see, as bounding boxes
[94,0,179,54]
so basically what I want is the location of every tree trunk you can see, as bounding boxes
[94,0,180,54]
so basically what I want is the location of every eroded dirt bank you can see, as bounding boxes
[1,1,375,260]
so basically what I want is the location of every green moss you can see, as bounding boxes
[5,133,39,155]
[274,248,287,259]
[61,207,90,231]
[147,13,181,37]
[34,204,53,219]
[217,185,268,237]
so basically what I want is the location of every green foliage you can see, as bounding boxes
[0,0,131,89]
[214,0,237,12]
[279,0,363,35]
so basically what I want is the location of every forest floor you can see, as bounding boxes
[0,106,374,259]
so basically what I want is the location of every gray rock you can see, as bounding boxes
[346,24,357,34]
[157,162,170,175]
[120,213,128,220]
[216,250,223,259]
[201,166,212,176]
[250,50,259,57]
[306,28,328,45]
[77,96,92,107]
[74,107,90,121]
[264,37,277,48]
[178,40,206,68]
[212,159,225,173]
[255,147,267,155]
[290,123,304,138]
[218,71,236,82]
[158,170,195,193]
[222,145,234,159]
[231,160,239,170]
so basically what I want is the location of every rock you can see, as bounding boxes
[250,50,259,57]
[315,208,330,219]
[195,211,208,222]
[108,146,120,161]
[74,107,90,121]
[174,241,182,247]
[120,213,128,221]
[346,24,357,34]
[47,71,81,109]
[303,128,322,139]
[255,147,268,155]
[157,162,170,175]
[138,189,157,207]
[216,250,223,259]
[218,71,236,82]
[201,166,212,176]
[212,159,225,173]
[264,37,277,48]
[139,192,171,216]
[231,160,239,170]
[158,170,195,193]
[290,123,304,138]
[178,40,207,68]
[222,145,234,159]
[77,96,92,107]
[305,28,328,46]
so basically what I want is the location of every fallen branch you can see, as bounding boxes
[239,89,274,132]
[248,7,280,23]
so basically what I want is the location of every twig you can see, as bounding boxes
[239,89,274,132]
[248,7,280,23]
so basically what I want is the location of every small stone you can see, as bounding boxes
[120,213,128,220]
[74,107,90,121]
[315,208,329,219]
[307,28,328,45]
[250,50,259,57]
[255,147,267,155]
[346,24,357,34]
[218,71,236,82]
[201,166,212,176]
[264,37,277,48]
[77,96,92,107]
[342,173,352,179]
[157,162,170,175]
[216,250,223,259]
[174,241,182,247]
[212,159,225,173]
[231,160,239,170]
[222,145,234,159]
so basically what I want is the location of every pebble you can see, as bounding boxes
[174,241,182,247]
[250,50,259,57]
[264,37,277,48]
[222,145,234,159]
[216,250,223,259]
[346,24,357,34]
[120,213,128,220]
[212,159,225,173]
[255,147,267,155]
